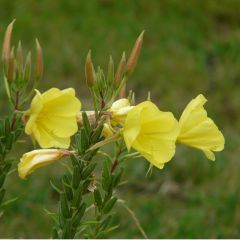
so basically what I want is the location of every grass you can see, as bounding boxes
[0,0,239,238]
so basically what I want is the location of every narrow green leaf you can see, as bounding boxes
[72,185,83,208]
[62,219,72,239]
[4,118,10,136]
[63,182,73,201]
[72,202,87,227]
[72,165,81,189]
[50,179,62,194]
[82,112,91,135]
[103,197,117,214]
[0,197,18,207]
[112,168,123,188]
[0,175,6,189]
[81,129,89,153]
[82,162,96,179]
[0,189,6,205]
[100,215,112,231]
[91,121,104,144]
[60,193,71,219]
[94,189,102,209]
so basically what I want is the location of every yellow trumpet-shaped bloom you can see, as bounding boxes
[109,98,133,125]
[25,88,81,148]
[102,123,114,138]
[177,94,225,160]
[123,101,179,169]
[18,149,70,179]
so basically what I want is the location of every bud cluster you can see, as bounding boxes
[1,20,43,107]
[84,31,144,109]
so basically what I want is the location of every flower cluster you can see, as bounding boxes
[0,21,225,238]
[19,92,225,178]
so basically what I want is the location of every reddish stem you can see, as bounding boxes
[111,159,119,173]
[93,92,105,129]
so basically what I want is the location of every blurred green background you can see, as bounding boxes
[0,0,240,238]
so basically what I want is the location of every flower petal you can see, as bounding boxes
[18,149,67,179]
[178,94,225,159]
[32,123,70,148]
[123,104,143,150]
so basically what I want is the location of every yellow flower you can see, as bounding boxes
[25,88,81,148]
[109,98,133,125]
[102,123,114,138]
[177,94,225,160]
[18,149,70,179]
[123,101,179,169]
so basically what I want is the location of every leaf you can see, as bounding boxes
[0,197,18,208]
[94,189,102,209]
[72,165,81,189]
[101,224,120,234]
[82,162,96,179]
[50,179,62,193]
[3,75,11,100]
[103,197,117,214]
[81,129,89,153]
[72,202,87,227]
[60,193,71,219]
[82,112,91,135]
[91,120,104,144]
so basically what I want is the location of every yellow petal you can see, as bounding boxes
[42,89,81,117]
[29,89,43,114]
[110,98,133,125]
[111,98,130,111]
[102,123,114,138]
[24,88,81,148]
[40,116,78,137]
[18,149,69,179]
[32,123,70,148]
[178,94,225,160]
[123,103,143,150]
[123,101,179,168]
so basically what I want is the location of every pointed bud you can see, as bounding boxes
[7,47,15,82]
[16,41,23,71]
[35,39,43,80]
[107,55,114,83]
[1,19,15,62]
[126,31,144,76]
[23,52,31,82]
[115,52,126,87]
[85,50,95,87]
[119,83,126,98]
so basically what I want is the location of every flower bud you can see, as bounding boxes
[126,31,144,76]
[18,149,70,179]
[1,19,15,63]
[23,52,31,82]
[119,83,126,98]
[7,47,15,82]
[115,52,126,87]
[107,55,114,83]
[35,39,43,80]
[109,98,133,125]
[16,41,23,72]
[85,50,95,87]
[102,123,114,138]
